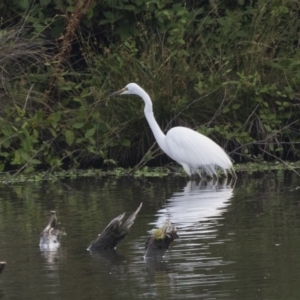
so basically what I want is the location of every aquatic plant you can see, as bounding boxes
[145,221,179,258]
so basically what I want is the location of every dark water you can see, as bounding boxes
[1,172,300,300]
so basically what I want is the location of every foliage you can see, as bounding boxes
[0,0,300,174]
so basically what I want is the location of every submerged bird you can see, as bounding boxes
[144,221,178,258]
[39,211,64,250]
[110,83,235,178]
[87,203,143,251]
[0,262,6,275]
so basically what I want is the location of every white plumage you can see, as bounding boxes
[110,83,235,177]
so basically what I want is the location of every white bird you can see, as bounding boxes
[110,83,235,178]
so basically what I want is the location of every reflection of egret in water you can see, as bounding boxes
[140,179,235,298]
[152,179,233,237]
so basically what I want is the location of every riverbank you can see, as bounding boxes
[0,161,299,183]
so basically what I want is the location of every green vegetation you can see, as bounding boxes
[0,0,300,176]
[0,161,299,184]
[153,227,166,240]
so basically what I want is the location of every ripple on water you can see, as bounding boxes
[121,180,236,299]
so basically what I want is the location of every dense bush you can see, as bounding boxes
[0,0,299,173]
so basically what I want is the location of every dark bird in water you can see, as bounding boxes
[0,262,6,275]
[87,203,143,251]
[39,211,65,250]
[145,221,179,258]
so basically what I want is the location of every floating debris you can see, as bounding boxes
[0,262,6,275]
[145,221,178,258]
[87,203,143,251]
[39,211,65,250]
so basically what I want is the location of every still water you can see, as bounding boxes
[1,172,300,299]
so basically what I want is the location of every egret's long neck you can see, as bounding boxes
[137,90,167,152]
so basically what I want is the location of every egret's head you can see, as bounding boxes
[109,83,140,97]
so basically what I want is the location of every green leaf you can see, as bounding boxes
[23,138,31,152]
[103,159,117,165]
[49,128,57,137]
[97,123,107,132]
[19,0,29,9]
[1,137,11,148]
[33,129,39,139]
[72,122,85,129]
[103,11,113,19]
[264,124,272,132]
[0,152,9,158]
[92,111,100,119]
[49,112,61,123]
[31,159,41,165]
[75,138,84,144]
[20,150,29,160]
[122,139,130,147]
[88,137,95,145]
[65,130,75,146]
[232,104,241,110]
[36,110,44,122]
[85,127,96,137]
[24,166,35,174]
[66,6,76,12]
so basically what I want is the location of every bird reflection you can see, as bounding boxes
[152,179,234,233]
[144,178,234,266]
[141,179,234,292]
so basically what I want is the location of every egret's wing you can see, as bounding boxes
[165,127,232,176]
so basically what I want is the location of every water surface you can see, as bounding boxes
[1,172,300,299]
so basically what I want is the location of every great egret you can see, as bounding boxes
[110,83,234,178]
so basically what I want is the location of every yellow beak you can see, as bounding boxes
[109,87,127,97]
